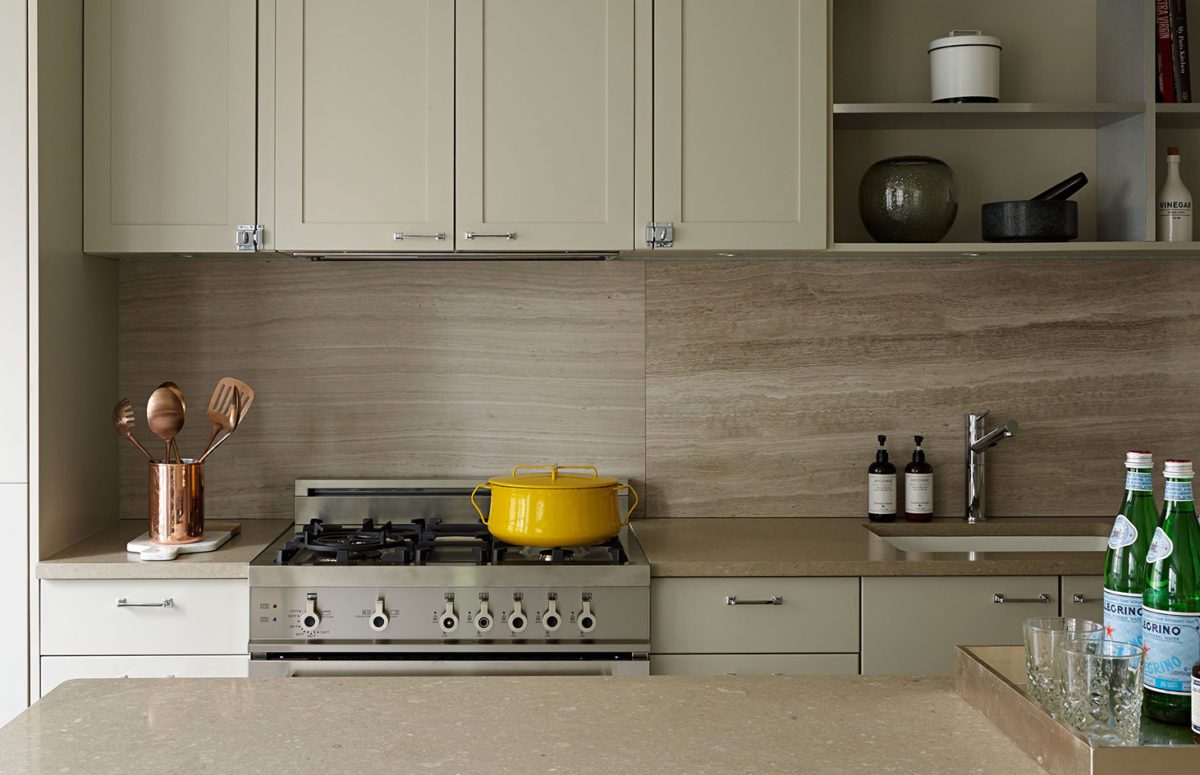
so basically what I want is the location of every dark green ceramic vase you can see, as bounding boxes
[858,156,958,242]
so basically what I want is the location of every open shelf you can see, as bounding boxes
[827,241,1200,257]
[834,103,1144,131]
[1155,103,1200,128]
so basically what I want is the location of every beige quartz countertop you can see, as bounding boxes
[0,675,1044,775]
[37,519,292,579]
[633,517,1110,577]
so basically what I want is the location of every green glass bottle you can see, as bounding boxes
[1104,451,1158,648]
[1143,459,1200,724]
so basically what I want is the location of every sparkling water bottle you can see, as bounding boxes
[1103,451,1158,647]
[1143,459,1200,724]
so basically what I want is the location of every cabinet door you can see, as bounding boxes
[651,653,858,676]
[41,656,248,697]
[1060,575,1104,624]
[84,0,257,253]
[455,0,634,251]
[861,576,1058,675]
[652,0,826,250]
[274,0,454,252]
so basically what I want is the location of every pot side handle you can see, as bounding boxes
[621,482,639,524]
[470,483,490,524]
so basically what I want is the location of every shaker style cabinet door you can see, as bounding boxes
[84,0,257,253]
[273,0,454,252]
[651,0,826,251]
[455,0,635,251]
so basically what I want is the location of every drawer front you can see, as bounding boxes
[861,575,1057,675]
[41,655,248,696]
[651,577,859,654]
[41,578,248,656]
[651,653,858,676]
[1060,575,1104,623]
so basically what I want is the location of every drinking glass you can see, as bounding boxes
[1023,617,1104,713]
[1057,639,1144,745]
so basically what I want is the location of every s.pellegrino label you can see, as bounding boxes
[1126,470,1153,492]
[1108,514,1138,550]
[1147,527,1174,563]
[1165,479,1193,502]
[1142,608,1200,695]
[1102,588,1144,648]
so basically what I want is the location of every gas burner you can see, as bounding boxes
[276,518,416,566]
[492,538,626,566]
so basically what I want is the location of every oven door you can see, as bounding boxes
[249,655,649,677]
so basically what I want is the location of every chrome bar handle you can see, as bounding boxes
[393,232,446,241]
[725,595,782,606]
[464,231,516,240]
[992,593,1051,605]
[116,597,173,608]
[1072,593,1091,604]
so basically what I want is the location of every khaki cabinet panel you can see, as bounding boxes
[651,653,858,676]
[84,0,257,253]
[274,0,454,251]
[1060,575,1104,624]
[651,577,859,654]
[455,0,635,251]
[652,0,826,250]
[41,655,248,697]
[861,576,1058,675]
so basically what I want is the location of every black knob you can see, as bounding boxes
[579,616,595,631]
[302,614,318,629]
[476,615,491,630]
[371,615,387,629]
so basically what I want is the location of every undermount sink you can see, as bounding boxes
[880,535,1108,554]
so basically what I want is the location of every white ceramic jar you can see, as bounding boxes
[929,30,1001,103]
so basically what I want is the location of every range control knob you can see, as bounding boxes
[508,599,528,634]
[369,598,389,632]
[440,599,459,634]
[577,600,596,633]
[542,599,562,633]
[474,599,493,634]
[301,593,321,631]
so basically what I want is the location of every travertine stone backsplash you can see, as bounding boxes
[120,256,1200,519]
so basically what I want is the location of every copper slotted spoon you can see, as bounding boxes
[199,377,255,459]
[112,398,154,461]
[197,387,245,464]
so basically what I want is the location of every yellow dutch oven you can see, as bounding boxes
[471,465,639,547]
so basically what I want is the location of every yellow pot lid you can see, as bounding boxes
[488,465,620,490]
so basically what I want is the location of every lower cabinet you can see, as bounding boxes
[861,575,1058,675]
[41,655,249,696]
[651,653,858,676]
[1060,575,1104,624]
[650,577,860,675]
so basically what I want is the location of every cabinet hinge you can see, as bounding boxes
[235,224,264,252]
[645,221,673,248]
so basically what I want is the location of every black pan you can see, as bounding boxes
[981,172,1089,242]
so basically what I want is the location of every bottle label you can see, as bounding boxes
[1193,673,1200,734]
[1107,514,1138,550]
[1124,471,1153,492]
[1102,588,1144,648]
[905,473,933,514]
[868,474,895,514]
[1164,480,1193,502]
[1142,607,1200,695]
[1147,527,1174,563]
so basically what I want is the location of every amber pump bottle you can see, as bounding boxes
[868,435,897,522]
[904,435,934,522]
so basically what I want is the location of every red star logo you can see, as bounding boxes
[1106,625,1115,638]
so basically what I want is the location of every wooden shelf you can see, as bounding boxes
[1155,103,1200,128]
[827,241,1200,257]
[833,103,1145,130]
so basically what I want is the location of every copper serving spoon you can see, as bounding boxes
[146,383,186,463]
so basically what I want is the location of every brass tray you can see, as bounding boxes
[955,645,1197,775]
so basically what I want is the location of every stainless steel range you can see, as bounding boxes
[248,480,650,676]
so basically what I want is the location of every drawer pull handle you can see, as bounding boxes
[1072,593,1092,604]
[725,595,782,606]
[393,232,446,241]
[992,593,1050,605]
[464,231,516,240]
[116,597,173,608]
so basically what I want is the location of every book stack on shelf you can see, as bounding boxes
[1157,0,1192,103]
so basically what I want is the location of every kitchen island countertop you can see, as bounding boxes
[37,519,293,579]
[0,675,1044,775]
[633,517,1110,577]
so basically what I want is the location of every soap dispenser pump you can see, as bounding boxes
[868,435,897,523]
[905,435,934,523]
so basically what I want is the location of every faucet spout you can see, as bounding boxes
[969,420,1019,453]
[965,413,1018,523]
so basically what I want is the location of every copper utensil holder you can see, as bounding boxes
[149,460,204,544]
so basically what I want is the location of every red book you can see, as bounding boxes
[1160,0,1178,101]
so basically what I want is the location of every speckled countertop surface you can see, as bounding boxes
[37,519,293,579]
[632,517,1111,577]
[0,675,1044,775]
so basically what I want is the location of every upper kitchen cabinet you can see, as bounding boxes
[455,0,635,252]
[650,0,826,252]
[273,0,454,252]
[84,0,258,254]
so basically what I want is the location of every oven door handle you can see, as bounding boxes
[249,658,648,678]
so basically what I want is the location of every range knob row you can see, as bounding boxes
[305,594,597,635]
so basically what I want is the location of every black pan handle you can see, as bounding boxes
[1032,172,1089,201]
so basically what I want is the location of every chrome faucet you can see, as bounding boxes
[965,411,1019,523]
